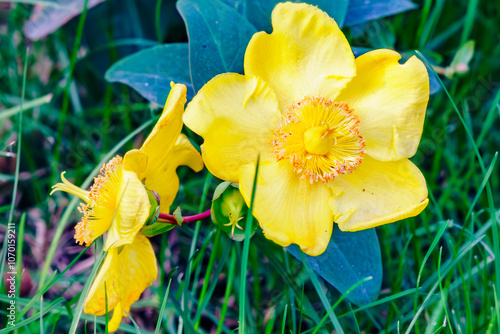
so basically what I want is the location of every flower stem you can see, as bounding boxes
[158,209,211,224]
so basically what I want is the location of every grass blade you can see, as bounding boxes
[0,298,66,334]
[299,250,344,333]
[413,220,450,314]
[281,304,288,334]
[216,247,236,334]
[52,0,90,177]
[68,250,106,334]
[124,310,142,334]
[154,279,172,334]
[312,276,373,333]
[0,94,52,120]
[182,172,212,332]
[239,155,260,333]
[0,48,28,297]
[405,236,485,333]
[417,51,499,333]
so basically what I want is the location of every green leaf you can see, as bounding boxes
[173,206,184,225]
[344,0,417,27]
[176,0,257,92]
[105,43,194,105]
[224,0,349,31]
[140,222,175,237]
[288,225,382,306]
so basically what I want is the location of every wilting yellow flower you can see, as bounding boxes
[53,156,151,250]
[52,83,203,250]
[183,3,429,256]
[52,83,203,331]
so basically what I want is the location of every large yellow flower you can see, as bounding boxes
[183,3,429,256]
[52,83,203,331]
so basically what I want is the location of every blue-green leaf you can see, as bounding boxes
[344,0,417,26]
[235,0,349,31]
[288,225,382,306]
[177,0,257,93]
[105,43,193,105]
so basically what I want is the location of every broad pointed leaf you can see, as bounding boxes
[227,0,349,31]
[105,43,193,105]
[344,0,417,26]
[177,0,257,92]
[288,225,382,306]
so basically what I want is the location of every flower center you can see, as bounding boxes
[303,125,334,155]
[76,155,124,245]
[272,96,365,183]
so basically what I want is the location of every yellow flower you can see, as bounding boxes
[183,3,429,256]
[84,234,157,332]
[51,83,203,331]
[52,83,203,250]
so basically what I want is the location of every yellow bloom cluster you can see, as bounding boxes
[183,2,430,256]
[51,2,431,330]
[52,84,203,331]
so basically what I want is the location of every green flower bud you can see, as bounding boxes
[211,182,257,241]
[141,188,175,237]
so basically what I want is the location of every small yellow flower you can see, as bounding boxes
[53,156,151,250]
[52,83,203,331]
[183,3,429,256]
[52,83,203,250]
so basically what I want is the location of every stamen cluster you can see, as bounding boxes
[75,156,123,245]
[272,96,366,183]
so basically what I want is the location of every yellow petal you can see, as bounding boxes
[239,160,334,256]
[84,234,158,332]
[104,170,151,250]
[171,134,204,172]
[144,134,203,213]
[332,156,428,231]
[141,83,186,159]
[140,82,185,182]
[184,73,281,183]
[108,302,123,333]
[244,2,355,111]
[336,49,429,161]
[139,83,200,213]
[50,172,90,203]
[123,149,148,179]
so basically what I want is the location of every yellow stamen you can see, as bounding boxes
[272,96,365,183]
[223,213,245,238]
[75,156,124,246]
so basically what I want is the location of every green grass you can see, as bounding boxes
[0,0,499,333]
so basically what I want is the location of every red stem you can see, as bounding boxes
[158,209,211,224]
